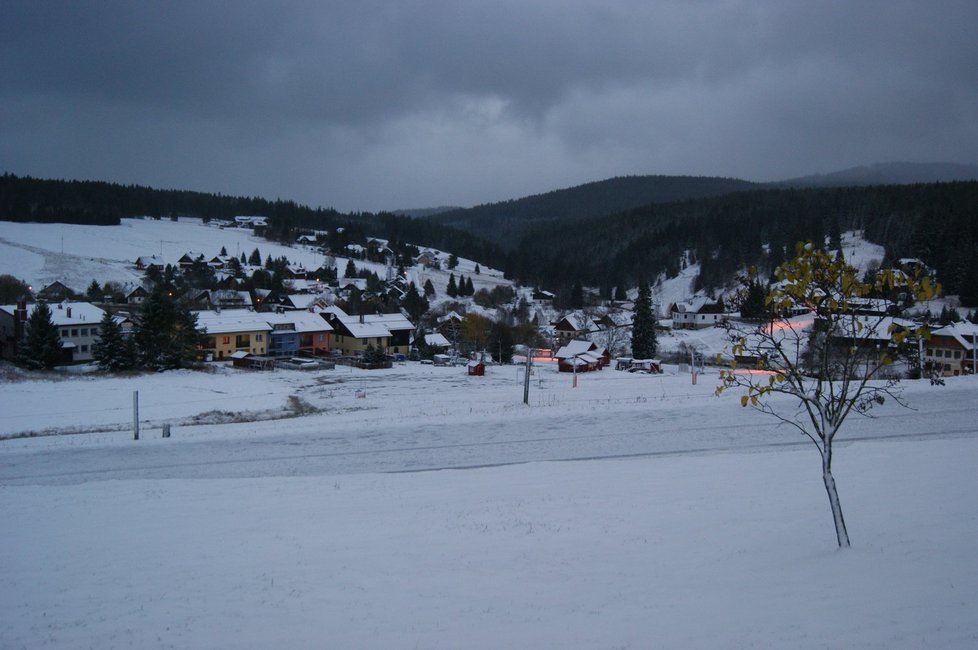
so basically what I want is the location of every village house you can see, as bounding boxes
[320,306,393,357]
[190,289,253,310]
[134,255,164,271]
[125,285,149,305]
[358,311,415,355]
[177,252,206,269]
[553,339,610,373]
[194,309,333,361]
[670,297,727,330]
[194,310,271,360]
[36,281,73,302]
[0,301,105,363]
[924,321,978,377]
[552,311,597,348]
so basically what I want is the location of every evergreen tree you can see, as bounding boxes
[133,287,203,370]
[614,283,628,302]
[86,279,104,302]
[447,254,459,270]
[474,264,481,275]
[570,281,584,309]
[423,278,436,298]
[465,276,474,296]
[18,302,64,369]
[447,273,458,298]
[220,245,227,256]
[344,258,357,278]
[92,311,133,371]
[828,214,843,251]
[739,276,768,320]
[631,280,658,358]
[401,283,429,322]
[248,248,262,266]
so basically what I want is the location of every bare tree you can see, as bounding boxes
[716,243,937,548]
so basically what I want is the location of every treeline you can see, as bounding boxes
[502,182,978,302]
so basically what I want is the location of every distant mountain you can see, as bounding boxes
[427,175,758,247]
[774,162,978,188]
[392,206,462,219]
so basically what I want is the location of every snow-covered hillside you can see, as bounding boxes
[0,218,512,300]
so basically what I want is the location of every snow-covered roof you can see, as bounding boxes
[554,340,601,359]
[320,306,392,339]
[672,297,722,314]
[555,310,595,332]
[195,309,333,336]
[263,311,333,334]
[0,301,106,326]
[424,333,451,348]
[932,322,978,351]
[361,312,414,332]
[194,310,273,335]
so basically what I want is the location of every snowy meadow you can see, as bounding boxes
[2,360,977,649]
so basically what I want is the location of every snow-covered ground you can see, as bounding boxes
[2,359,977,648]
[0,217,511,300]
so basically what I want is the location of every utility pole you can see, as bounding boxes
[133,390,140,441]
[523,349,532,405]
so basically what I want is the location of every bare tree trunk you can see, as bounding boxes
[821,443,851,548]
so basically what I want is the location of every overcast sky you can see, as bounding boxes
[2,1,976,213]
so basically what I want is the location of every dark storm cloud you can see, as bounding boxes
[2,1,976,211]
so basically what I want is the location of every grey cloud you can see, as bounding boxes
[1,1,976,211]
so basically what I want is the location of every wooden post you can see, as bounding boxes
[133,390,139,441]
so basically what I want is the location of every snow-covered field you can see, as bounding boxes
[2,359,977,648]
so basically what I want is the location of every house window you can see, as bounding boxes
[953,351,961,359]
[926,348,933,356]
[81,328,88,336]
[62,329,69,337]
[92,327,98,335]
[71,329,78,337]
[222,336,230,345]
[81,345,88,352]
[256,334,263,341]
[236,334,250,348]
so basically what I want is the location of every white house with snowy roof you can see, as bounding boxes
[670,297,727,330]
[0,301,106,363]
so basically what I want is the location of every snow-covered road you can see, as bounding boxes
[3,365,974,485]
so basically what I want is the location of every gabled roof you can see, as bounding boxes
[554,339,600,359]
[672,297,723,314]
[361,312,414,332]
[554,310,595,332]
[1,301,105,326]
[320,305,392,339]
[263,311,333,334]
[195,310,273,335]
[932,322,978,351]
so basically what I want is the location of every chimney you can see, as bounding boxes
[16,299,27,322]
[66,306,72,318]
[359,313,364,323]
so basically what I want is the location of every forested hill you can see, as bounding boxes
[501,181,978,305]
[427,175,758,246]
[775,162,978,188]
